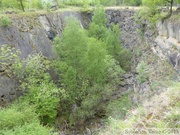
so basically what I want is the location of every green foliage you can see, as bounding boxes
[88,7,107,39]
[0,44,20,80]
[0,123,54,135]
[13,54,62,124]
[88,7,132,71]
[29,0,44,10]
[130,0,142,6]
[136,61,149,84]
[0,47,62,124]
[0,45,60,131]
[0,102,38,130]
[0,44,19,66]
[53,16,124,123]
[0,17,12,27]
[24,82,62,124]
[118,49,132,71]
[142,0,163,9]
[106,95,132,119]
[1,0,20,9]
[105,24,121,57]
[141,0,180,26]
[84,38,109,85]
[0,102,55,135]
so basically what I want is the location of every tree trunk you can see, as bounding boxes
[170,0,174,16]
[20,0,25,12]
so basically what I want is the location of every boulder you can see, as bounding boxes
[169,53,180,71]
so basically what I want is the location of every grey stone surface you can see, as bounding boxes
[155,19,180,70]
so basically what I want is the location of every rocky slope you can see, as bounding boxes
[0,8,178,106]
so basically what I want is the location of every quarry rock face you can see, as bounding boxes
[0,9,179,105]
[155,20,180,71]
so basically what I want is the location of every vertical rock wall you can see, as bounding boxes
[156,19,180,71]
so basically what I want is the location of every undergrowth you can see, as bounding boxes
[99,82,180,135]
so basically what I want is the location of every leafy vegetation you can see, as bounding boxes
[0,0,179,134]
[136,61,149,84]
[0,102,56,135]
[0,16,12,27]
[139,0,180,26]
[0,6,133,133]
[53,9,128,123]
[88,7,132,71]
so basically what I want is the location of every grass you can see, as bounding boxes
[98,82,180,135]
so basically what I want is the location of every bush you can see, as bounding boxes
[24,82,62,124]
[0,122,53,135]
[0,45,62,125]
[0,102,38,130]
[13,54,62,124]
[136,61,149,84]
[0,16,12,27]
[118,49,132,72]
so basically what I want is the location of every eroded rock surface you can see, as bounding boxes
[155,19,180,71]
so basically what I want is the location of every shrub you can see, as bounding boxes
[0,122,54,135]
[7,52,63,124]
[24,82,62,124]
[136,61,149,84]
[13,54,62,124]
[0,102,38,130]
[118,49,132,72]
[0,16,12,27]
[0,44,20,67]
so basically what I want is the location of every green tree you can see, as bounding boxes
[88,7,107,39]
[105,24,122,59]
[142,0,180,17]
[0,0,2,7]
[53,18,88,102]
[53,17,124,123]
[88,7,132,71]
